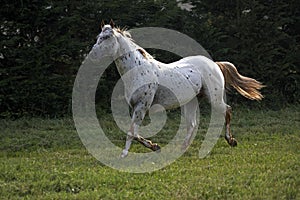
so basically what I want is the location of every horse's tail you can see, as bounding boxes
[216,61,264,100]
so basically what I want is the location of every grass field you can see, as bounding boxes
[0,106,299,199]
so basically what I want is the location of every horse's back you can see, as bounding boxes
[177,55,225,87]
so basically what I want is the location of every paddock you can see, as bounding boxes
[0,107,299,199]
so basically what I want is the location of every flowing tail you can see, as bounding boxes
[216,62,264,100]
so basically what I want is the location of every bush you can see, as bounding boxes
[1,0,298,118]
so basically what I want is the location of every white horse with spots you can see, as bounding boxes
[91,21,263,158]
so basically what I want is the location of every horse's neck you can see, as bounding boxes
[115,49,146,75]
[115,38,151,75]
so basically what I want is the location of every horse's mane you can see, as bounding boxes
[115,27,153,60]
[115,27,132,39]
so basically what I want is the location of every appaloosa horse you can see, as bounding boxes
[90,20,263,157]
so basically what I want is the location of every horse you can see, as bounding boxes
[91,20,264,158]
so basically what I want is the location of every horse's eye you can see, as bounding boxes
[101,35,110,40]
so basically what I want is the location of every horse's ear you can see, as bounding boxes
[109,19,115,29]
[101,20,105,29]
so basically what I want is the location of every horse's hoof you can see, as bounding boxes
[151,143,161,152]
[230,138,237,147]
[120,150,128,158]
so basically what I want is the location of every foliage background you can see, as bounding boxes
[1,0,299,117]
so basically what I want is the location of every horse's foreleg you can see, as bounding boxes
[121,123,160,158]
[132,104,160,152]
[134,135,161,152]
[225,105,237,147]
[121,103,145,158]
[121,101,160,157]
[121,123,135,158]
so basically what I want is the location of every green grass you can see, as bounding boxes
[0,106,299,199]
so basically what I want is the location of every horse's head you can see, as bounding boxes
[96,20,116,45]
[92,20,121,59]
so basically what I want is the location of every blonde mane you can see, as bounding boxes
[115,27,153,60]
[115,27,132,38]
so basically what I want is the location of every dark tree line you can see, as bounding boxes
[1,0,299,117]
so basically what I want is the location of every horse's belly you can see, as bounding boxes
[152,84,197,110]
[152,86,179,109]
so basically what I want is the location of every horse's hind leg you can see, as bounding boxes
[207,82,237,147]
[225,105,237,147]
[182,97,198,150]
